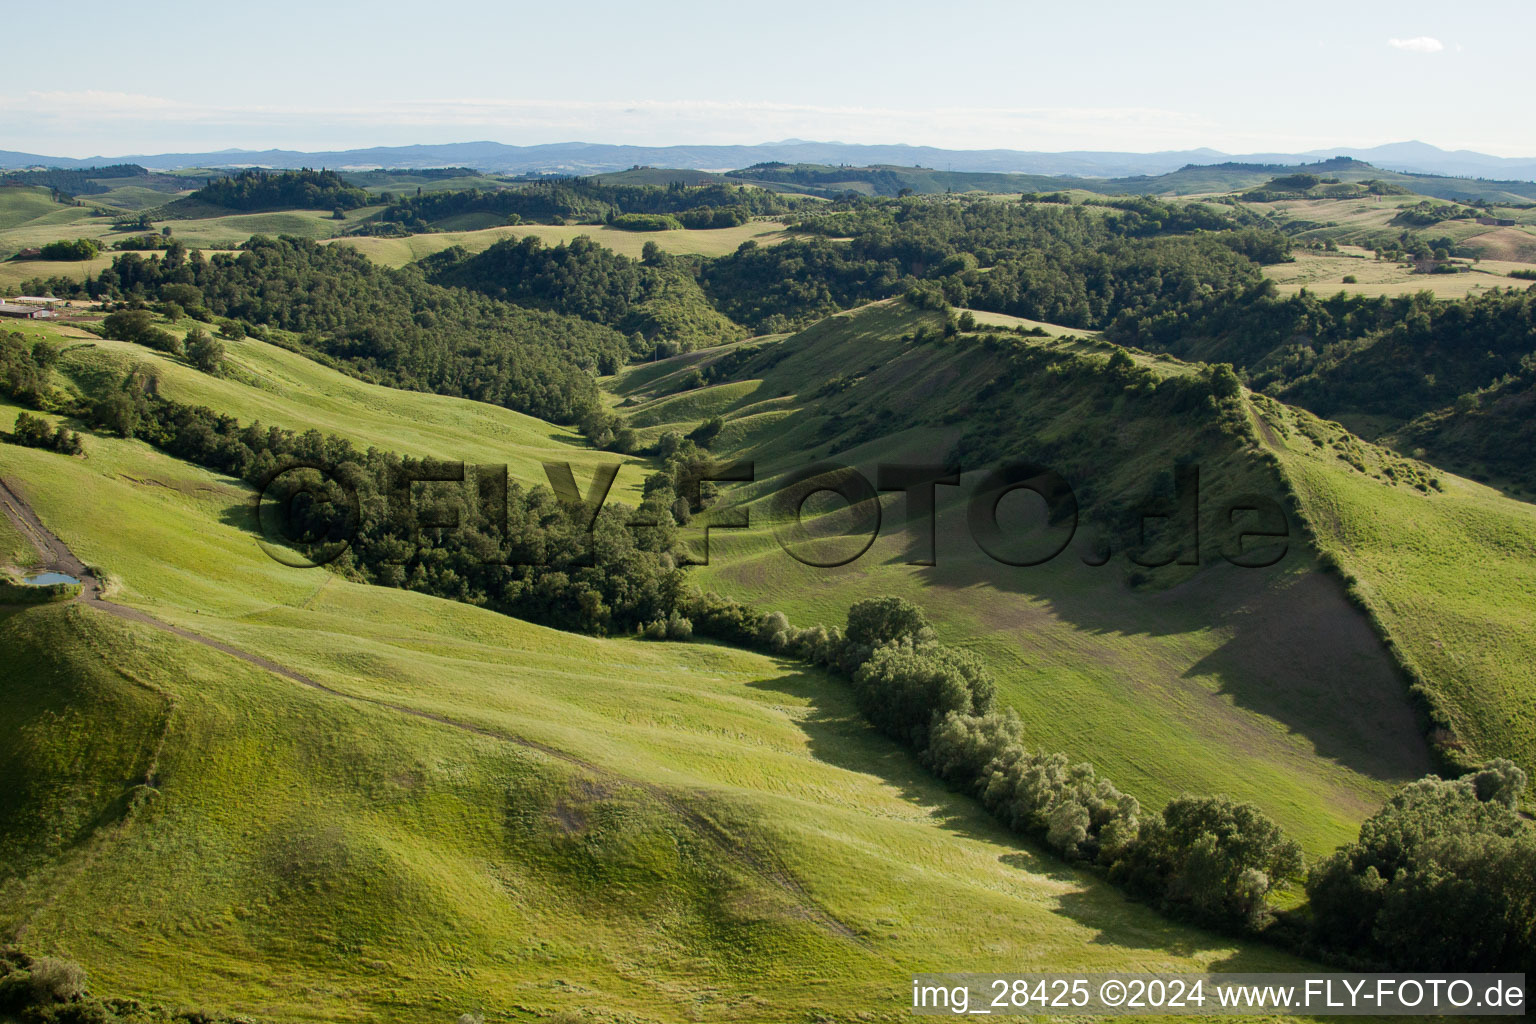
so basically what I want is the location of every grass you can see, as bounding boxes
[1265,247,1536,300]
[1251,394,1536,771]
[0,187,382,266]
[611,301,1430,857]
[24,317,650,502]
[1250,195,1536,261]
[0,406,1320,1023]
[328,220,792,268]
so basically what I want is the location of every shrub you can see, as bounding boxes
[851,639,994,747]
[39,238,100,261]
[28,957,86,1003]
[11,412,82,455]
[185,328,225,374]
[610,213,682,232]
[1115,795,1302,931]
[664,610,693,640]
[1306,762,1533,970]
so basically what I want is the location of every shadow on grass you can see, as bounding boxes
[745,662,1270,960]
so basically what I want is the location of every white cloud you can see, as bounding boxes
[1388,36,1445,53]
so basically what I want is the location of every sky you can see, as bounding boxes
[2,0,1532,159]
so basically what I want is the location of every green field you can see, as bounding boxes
[1265,247,1536,299]
[3,163,1531,1016]
[327,220,792,268]
[1251,395,1536,771]
[0,405,1319,1023]
[611,301,1431,857]
[22,318,650,503]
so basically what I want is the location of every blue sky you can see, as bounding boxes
[3,0,1531,157]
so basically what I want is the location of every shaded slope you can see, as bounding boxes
[612,301,1430,855]
[1250,393,1536,774]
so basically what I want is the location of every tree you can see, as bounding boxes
[1306,765,1532,969]
[845,596,933,649]
[185,328,225,374]
[1115,795,1302,930]
[1209,363,1243,401]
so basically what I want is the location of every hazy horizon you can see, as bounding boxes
[3,0,1532,159]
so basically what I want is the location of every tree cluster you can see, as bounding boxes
[48,236,630,424]
[9,412,82,455]
[1306,762,1533,972]
[180,168,368,212]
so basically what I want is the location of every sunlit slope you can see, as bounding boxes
[1250,393,1536,773]
[326,220,791,268]
[0,409,1317,1022]
[30,320,646,501]
[612,301,1430,856]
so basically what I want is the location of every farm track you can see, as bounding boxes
[0,475,868,947]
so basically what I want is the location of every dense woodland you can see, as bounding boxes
[175,168,369,212]
[40,236,631,423]
[371,178,797,232]
[422,235,743,352]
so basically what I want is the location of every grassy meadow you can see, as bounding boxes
[610,301,1431,857]
[327,220,792,268]
[1251,395,1536,772]
[19,317,650,503]
[1265,246,1536,299]
[0,403,1321,1023]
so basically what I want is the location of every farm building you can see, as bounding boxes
[11,295,62,306]
[0,302,55,319]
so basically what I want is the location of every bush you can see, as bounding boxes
[1115,795,1302,931]
[27,957,86,1003]
[1306,762,1533,970]
[39,238,100,261]
[851,639,994,747]
[185,328,225,374]
[610,213,683,232]
[11,412,82,455]
[841,596,934,669]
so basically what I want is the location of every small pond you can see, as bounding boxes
[22,571,80,586]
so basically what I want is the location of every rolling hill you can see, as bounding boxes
[609,300,1437,857]
[0,385,1321,1022]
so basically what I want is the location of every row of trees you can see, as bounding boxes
[685,593,1306,935]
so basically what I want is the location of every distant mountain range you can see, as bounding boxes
[2,139,1534,182]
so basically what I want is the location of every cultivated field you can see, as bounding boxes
[1265,246,1536,299]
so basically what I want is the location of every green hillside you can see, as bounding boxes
[0,405,1316,1023]
[23,318,649,503]
[611,300,1432,856]
[1250,394,1536,772]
